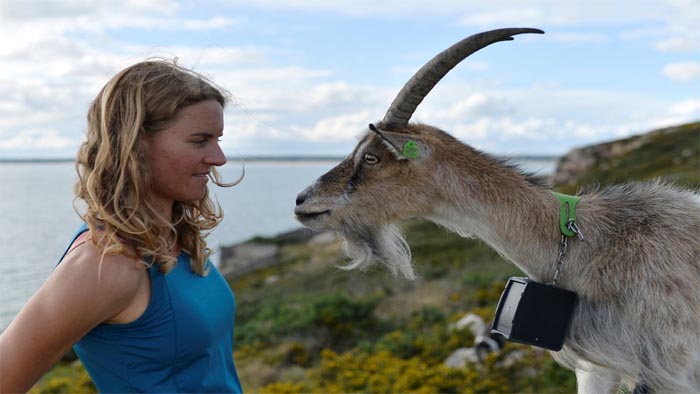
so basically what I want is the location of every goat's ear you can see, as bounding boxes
[369,123,428,160]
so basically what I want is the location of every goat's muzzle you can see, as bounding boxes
[294,208,331,223]
[294,188,332,227]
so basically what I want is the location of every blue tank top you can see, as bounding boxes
[58,225,243,393]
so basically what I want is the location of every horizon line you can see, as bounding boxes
[0,154,561,163]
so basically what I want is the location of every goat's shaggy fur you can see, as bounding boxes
[295,122,700,393]
[339,223,414,279]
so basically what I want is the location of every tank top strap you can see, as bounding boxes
[56,223,90,266]
[65,231,91,256]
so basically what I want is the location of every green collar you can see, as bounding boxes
[552,192,581,238]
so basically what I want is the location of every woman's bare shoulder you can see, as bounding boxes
[0,237,149,393]
[58,236,146,298]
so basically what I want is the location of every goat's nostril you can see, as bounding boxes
[295,192,307,206]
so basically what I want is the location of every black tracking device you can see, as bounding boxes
[491,277,578,351]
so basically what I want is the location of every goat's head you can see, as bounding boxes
[294,28,544,279]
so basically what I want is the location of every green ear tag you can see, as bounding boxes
[403,140,419,159]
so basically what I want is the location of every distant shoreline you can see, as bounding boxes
[0,154,560,164]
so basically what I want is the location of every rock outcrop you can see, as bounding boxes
[550,121,699,193]
[218,228,329,280]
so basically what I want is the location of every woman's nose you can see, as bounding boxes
[207,143,227,166]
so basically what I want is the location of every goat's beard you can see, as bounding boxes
[335,221,415,280]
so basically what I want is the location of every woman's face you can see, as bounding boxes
[144,99,226,213]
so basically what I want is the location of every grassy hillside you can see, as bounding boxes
[230,220,575,393]
[553,121,699,194]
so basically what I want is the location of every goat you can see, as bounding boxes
[294,28,700,393]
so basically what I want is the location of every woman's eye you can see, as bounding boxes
[363,153,379,165]
[193,137,222,145]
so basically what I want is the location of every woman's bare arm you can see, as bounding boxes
[0,242,144,393]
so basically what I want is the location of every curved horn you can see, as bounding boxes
[382,27,544,127]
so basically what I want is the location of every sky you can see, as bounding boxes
[0,0,698,159]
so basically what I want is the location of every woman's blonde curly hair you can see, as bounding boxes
[75,59,235,275]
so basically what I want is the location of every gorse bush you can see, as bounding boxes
[312,293,380,332]
[255,299,576,393]
[29,363,95,394]
[235,292,382,350]
[260,346,575,394]
[309,349,507,393]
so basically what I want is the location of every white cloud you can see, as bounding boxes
[149,46,270,69]
[398,79,699,154]
[236,0,695,57]
[451,119,491,141]
[214,67,335,114]
[0,0,97,19]
[125,0,180,14]
[0,0,697,158]
[0,129,73,150]
[670,99,700,118]
[432,93,513,121]
[569,123,608,139]
[662,62,700,81]
[294,82,360,111]
[449,116,596,152]
[221,116,279,148]
[182,16,240,30]
[582,98,700,141]
[654,0,700,53]
[292,111,373,142]
[34,129,74,149]
[232,0,671,26]
[0,16,291,155]
[289,82,386,113]
[655,37,700,53]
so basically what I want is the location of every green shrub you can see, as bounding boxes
[30,362,96,394]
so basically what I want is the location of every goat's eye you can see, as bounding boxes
[363,153,380,165]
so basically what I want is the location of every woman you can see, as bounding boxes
[0,60,243,392]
